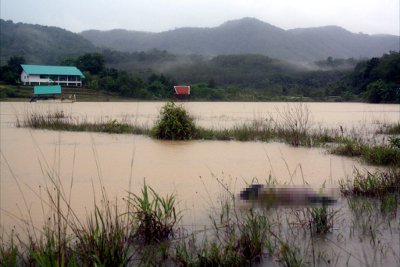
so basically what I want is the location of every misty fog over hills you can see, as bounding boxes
[1,18,398,66]
[0,19,96,64]
[80,17,399,62]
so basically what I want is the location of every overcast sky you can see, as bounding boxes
[1,0,399,35]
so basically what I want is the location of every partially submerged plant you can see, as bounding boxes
[236,209,269,262]
[0,231,20,267]
[339,168,399,197]
[275,102,312,146]
[27,229,77,267]
[389,136,400,149]
[17,110,148,134]
[127,181,179,244]
[309,204,337,234]
[279,242,308,267]
[151,102,198,140]
[332,140,400,167]
[73,204,131,266]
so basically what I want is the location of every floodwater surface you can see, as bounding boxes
[1,101,398,230]
[0,102,400,230]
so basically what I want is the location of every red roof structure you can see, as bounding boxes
[174,85,190,95]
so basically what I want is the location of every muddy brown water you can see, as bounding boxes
[1,102,399,265]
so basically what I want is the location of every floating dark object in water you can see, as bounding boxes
[240,184,337,207]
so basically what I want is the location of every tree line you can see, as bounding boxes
[1,51,399,103]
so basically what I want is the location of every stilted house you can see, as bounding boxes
[174,85,190,100]
[21,64,85,87]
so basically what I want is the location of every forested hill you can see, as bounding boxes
[80,17,398,62]
[0,19,96,65]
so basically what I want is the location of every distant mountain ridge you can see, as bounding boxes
[80,17,399,62]
[0,19,96,65]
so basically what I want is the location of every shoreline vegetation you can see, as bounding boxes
[16,102,400,167]
[0,84,357,103]
[2,51,399,104]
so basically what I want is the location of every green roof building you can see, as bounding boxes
[21,64,85,87]
[33,85,62,95]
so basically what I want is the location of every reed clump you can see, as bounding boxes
[171,205,271,266]
[378,123,400,135]
[72,204,131,266]
[309,205,337,234]
[0,180,182,266]
[17,111,149,135]
[339,168,399,197]
[331,139,400,167]
[0,232,20,266]
[127,181,179,244]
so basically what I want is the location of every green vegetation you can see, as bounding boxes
[0,84,32,99]
[378,123,400,135]
[309,204,337,234]
[331,139,400,167]
[349,52,400,103]
[151,102,198,140]
[2,50,399,103]
[339,168,399,197]
[0,19,95,65]
[18,101,398,168]
[0,56,25,85]
[1,165,399,266]
[1,18,399,102]
[127,181,179,243]
[17,111,149,135]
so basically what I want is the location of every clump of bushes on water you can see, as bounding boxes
[151,102,198,140]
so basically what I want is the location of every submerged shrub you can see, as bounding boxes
[151,102,197,140]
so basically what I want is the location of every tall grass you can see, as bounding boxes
[17,111,149,135]
[377,123,400,135]
[126,181,180,244]
[331,138,400,167]
[339,168,400,197]
[1,169,399,266]
[0,178,181,266]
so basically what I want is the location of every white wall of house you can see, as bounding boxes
[21,71,82,86]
